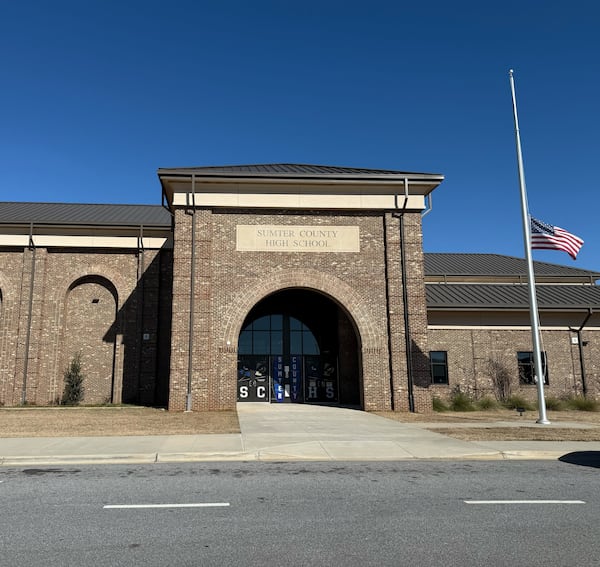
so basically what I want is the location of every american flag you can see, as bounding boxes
[530,216,584,260]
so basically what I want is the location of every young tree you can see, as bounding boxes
[62,352,85,405]
[486,357,512,403]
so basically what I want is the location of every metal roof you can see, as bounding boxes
[426,283,600,310]
[157,163,443,179]
[424,253,600,280]
[0,202,172,228]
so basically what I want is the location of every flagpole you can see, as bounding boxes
[509,69,550,425]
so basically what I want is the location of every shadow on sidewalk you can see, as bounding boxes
[559,451,600,469]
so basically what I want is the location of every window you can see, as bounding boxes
[517,351,549,385]
[238,314,319,356]
[430,351,448,384]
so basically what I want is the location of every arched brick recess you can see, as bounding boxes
[60,276,118,404]
[42,268,127,404]
[213,268,391,411]
[50,265,128,307]
[221,268,381,349]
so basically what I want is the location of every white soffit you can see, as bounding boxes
[0,234,172,249]
[171,190,426,211]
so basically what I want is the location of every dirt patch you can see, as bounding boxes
[374,409,600,425]
[429,427,600,442]
[0,407,240,437]
[374,409,600,441]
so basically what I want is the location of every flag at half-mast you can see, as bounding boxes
[530,216,584,260]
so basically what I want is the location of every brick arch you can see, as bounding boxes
[67,274,118,303]
[48,270,125,403]
[221,268,382,351]
[50,265,131,308]
[61,276,119,404]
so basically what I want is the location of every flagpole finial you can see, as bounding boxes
[509,69,514,76]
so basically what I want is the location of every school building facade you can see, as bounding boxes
[0,164,598,411]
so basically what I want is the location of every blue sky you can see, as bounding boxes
[2,1,599,270]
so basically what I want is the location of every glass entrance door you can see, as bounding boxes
[237,313,339,403]
[237,353,339,403]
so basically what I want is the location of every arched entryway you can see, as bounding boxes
[62,276,118,404]
[237,289,362,406]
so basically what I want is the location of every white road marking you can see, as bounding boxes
[103,503,230,509]
[464,500,585,505]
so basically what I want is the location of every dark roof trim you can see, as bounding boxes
[157,163,444,182]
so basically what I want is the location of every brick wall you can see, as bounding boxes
[168,207,429,412]
[429,327,600,401]
[0,245,172,407]
[0,252,23,405]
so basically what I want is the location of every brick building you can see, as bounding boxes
[0,164,599,411]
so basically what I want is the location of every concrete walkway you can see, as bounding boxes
[1,403,599,466]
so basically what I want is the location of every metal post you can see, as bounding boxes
[21,222,36,405]
[509,69,549,424]
[571,309,592,397]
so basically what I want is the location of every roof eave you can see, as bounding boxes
[427,305,597,312]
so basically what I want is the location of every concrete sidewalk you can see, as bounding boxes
[1,403,599,466]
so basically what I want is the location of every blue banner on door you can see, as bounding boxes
[290,355,302,402]
[272,355,285,402]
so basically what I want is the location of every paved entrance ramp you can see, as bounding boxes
[237,403,499,461]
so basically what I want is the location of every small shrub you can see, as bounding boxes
[503,394,535,411]
[486,358,513,403]
[544,397,565,411]
[564,396,599,412]
[476,396,500,410]
[432,397,449,412]
[62,353,84,406]
[450,390,476,412]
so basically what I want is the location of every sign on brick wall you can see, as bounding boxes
[236,225,360,252]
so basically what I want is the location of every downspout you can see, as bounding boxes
[421,193,433,218]
[394,179,415,412]
[22,223,36,405]
[136,225,145,403]
[383,217,395,411]
[186,175,197,411]
[570,308,593,397]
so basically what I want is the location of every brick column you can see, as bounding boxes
[13,247,47,405]
[169,209,214,411]
[384,213,431,412]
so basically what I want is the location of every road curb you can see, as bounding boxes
[0,453,158,466]
[0,451,575,466]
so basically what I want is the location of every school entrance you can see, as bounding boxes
[237,289,362,406]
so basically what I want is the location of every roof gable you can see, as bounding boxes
[157,163,443,178]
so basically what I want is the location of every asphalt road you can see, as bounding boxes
[1,460,599,566]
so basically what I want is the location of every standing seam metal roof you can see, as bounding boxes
[425,253,600,279]
[157,163,442,177]
[426,283,600,309]
[0,202,172,227]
